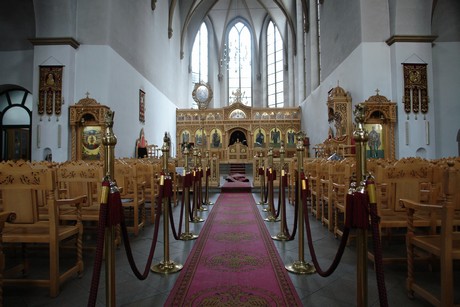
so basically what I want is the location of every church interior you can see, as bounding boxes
[0,0,459,306]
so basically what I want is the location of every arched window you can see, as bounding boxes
[266,21,284,108]
[226,21,252,106]
[0,88,32,161]
[191,23,208,108]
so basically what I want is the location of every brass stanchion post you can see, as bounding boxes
[204,151,213,206]
[286,134,315,274]
[258,152,266,206]
[151,141,183,274]
[191,147,204,223]
[197,151,207,211]
[102,111,117,306]
[265,148,280,222]
[180,147,198,240]
[353,103,369,306]
[273,142,288,240]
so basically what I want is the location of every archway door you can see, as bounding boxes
[227,128,249,162]
[228,129,248,146]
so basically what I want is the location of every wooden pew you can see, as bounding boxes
[115,160,146,236]
[331,158,355,238]
[401,161,460,306]
[368,157,437,264]
[56,160,103,226]
[307,159,323,220]
[0,161,85,297]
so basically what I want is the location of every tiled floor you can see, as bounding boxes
[3,187,458,306]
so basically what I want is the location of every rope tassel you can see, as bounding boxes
[353,191,370,229]
[107,183,122,226]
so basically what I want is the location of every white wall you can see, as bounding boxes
[75,45,177,159]
[432,42,460,158]
[0,50,34,91]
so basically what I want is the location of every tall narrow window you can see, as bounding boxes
[267,21,284,108]
[191,23,208,85]
[316,0,322,82]
[227,21,252,106]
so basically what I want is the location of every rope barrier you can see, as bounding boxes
[278,170,298,240]
[301,172,350,277]
[87,178,110,307]
[88,175,167,306]
[367,176,388,307]
[121,186,163,279]
[299,172,389,307]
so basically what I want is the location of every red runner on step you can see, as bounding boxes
[165,193,302,306]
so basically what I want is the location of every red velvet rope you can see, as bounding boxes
[302,174,351,277]
[344,188,369,230]
[121,183,163,279]
[183,173,192,188]
[107,188,122,226]
[367,177,388,307]
[164,177,173,198]
[87,178,110,307]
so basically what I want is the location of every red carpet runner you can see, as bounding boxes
[165,193,302,306]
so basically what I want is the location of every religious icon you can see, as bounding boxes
[286,129,296,147]
[254,128,265,147]
[366,124,383,158]
[195,129,207,147]
[82,126,102,160]
[182,130,190,144]
[270,128,281,145]
[139,89,145,123]
[211,129,222,148]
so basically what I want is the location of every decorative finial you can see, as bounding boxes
[353,103,366,125]
[85,91,90,98]
[375,88,380,96]
[104,110,114,128]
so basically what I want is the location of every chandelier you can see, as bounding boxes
[221,37,248,69]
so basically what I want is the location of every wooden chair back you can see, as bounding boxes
[401,161,460,306]
[0,160,84,297]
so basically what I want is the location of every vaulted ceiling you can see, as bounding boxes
[165,0,305,58]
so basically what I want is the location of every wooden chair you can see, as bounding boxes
[130,159,161,224]
[0,161,86,297]
[332,158,355,238]
[367,157,437,264]
[56,161,104,225]
[308,159,322,220]
[401,161,460,306]
[115,160,146,235]
[319,162,333,230]
[0,211,16,306]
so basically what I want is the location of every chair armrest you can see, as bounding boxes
[56,195,88,207]
[400,198,442,212]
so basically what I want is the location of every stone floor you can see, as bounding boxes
[3,187,458,306]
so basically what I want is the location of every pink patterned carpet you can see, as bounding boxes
[165,193,302,306]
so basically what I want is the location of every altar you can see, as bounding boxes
[175,102,302,164]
